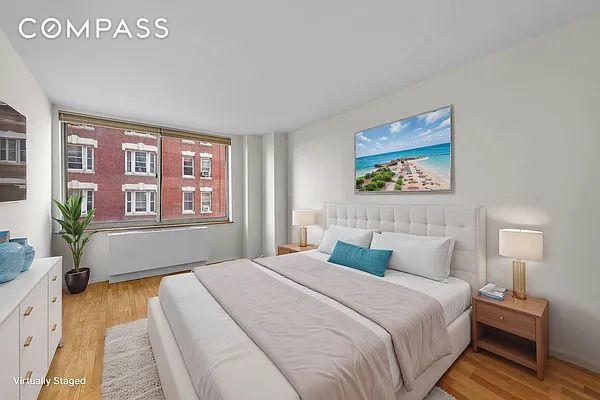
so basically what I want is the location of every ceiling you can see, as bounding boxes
[1,1,599,135]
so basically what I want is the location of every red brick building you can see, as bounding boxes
[66,124,227,224]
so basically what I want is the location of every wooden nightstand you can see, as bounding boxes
[472,292,549,380]
[277,243,318,255]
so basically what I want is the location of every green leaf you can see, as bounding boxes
[53,195,96,273]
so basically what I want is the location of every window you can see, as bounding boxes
[68,190,94,216]
[0,138,26,163]
[200,157,211,178]
[125,150,156,175]
[182,155,194,177]
[68,145,94,171]
[61,112,230,228]
[19,140,26,163]
[201,191,212,213]
[182,191,194,214]
[125,191,156,215]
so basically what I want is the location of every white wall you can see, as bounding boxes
[263,132,288,256]
[0,29,52,256]
[287,15,600,372]
[243,135,263,258]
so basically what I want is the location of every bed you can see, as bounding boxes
[148,204,486,400]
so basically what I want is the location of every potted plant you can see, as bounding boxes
[53,195,97,294]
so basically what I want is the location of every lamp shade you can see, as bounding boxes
[499,229,543,261]
[292,210,315,226]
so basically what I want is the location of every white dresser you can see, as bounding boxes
[0,257,63,400]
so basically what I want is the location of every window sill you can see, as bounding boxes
[0,161,26,165]
[125,172,156,177]
[68,169,95,174]
[182,175,195,179]
[182,210,196,215]
[200,176,212,180]
[83,219,234,232]
[124,212,157,216]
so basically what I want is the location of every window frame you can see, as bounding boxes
[68,189,95,216]
[125,149,156,176]
[60,113,232,231]
[67,144,94,172]
[0,138,26,164]
[182,190,195,214]
[182,155,195,178]
[200,190,212,214]
[200,157,212,178]
[124,190,157,216]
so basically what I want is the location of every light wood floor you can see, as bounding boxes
[39,275,600,400]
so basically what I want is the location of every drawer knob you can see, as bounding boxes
[23,306,33,317]
[51,324,57,332]
[24,336,33,347]
[52,297,57,303]
[52,276,57,281]
[499,316,504,320]
[25,370,33,380]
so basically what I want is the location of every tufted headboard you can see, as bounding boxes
[325,203,486,292]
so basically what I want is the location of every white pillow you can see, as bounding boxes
[318,225,375,254]
[370,232,455,282]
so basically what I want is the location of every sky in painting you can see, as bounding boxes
[355,106,451,157]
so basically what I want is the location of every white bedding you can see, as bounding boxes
[159,254,471,399]
[304,250,471,325]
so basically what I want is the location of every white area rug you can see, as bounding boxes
[102,319,164,400]
[102,319,455,400]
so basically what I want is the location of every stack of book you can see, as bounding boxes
[478,283,508,301]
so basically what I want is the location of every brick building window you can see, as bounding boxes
[68,145,94,172]
[182,155,194,177]
[125,150,156,175]
[200,157,212,178]
[182,190,195,214]
[60,111,230,228]
[0,138,26,163]
[125,191,156,215]
[68,189,94,216]
[200,191,212,213]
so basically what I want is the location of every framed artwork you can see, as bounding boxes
[355,105,453,193]
[0,102,27,202]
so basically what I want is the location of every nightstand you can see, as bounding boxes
[277,243,318,255]
[472,293,549,380]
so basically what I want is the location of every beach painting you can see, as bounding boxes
[355,106,452,193]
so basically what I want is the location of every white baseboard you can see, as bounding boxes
[552,349,600,374]
[108,262,206,283]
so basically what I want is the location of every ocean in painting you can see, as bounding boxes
[355,142,451,180]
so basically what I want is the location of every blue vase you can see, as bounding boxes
[0,242,24,283]
[10,238,35,272]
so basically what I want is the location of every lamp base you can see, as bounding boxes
[299,226,308,247]
[512,260,527,300]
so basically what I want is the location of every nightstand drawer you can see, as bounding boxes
[477,302,535,340]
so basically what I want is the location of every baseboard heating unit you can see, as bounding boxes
[107,226,208,283]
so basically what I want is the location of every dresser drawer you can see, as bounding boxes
[49,294,62,362]
[20,279,48,400]
[48,260,63,363]
[0,309,20,400]
[48,261,62,299]
[477,302,535,340]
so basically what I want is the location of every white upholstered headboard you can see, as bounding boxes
[325,203,486,292]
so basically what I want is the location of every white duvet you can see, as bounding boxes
[158,252,471,400]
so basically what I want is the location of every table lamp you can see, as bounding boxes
[499,229,543,300]
[292,210,315,247]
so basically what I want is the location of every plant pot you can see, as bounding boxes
[65,267,90,294]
